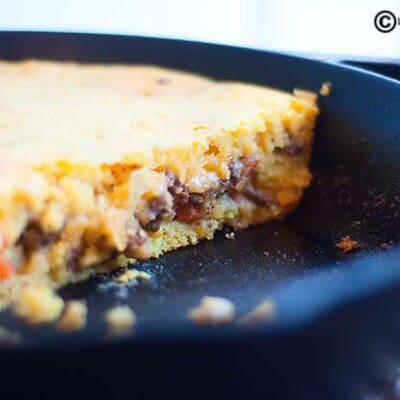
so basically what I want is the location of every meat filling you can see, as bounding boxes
[139,196,176,232]
[16,155,276,268]
[166,155,276,223]
[166,171,210,223]
[18,222,59,254]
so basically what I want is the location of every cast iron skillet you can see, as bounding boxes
[0,32,399,400]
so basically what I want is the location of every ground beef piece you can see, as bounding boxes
[141,197,176,232]
[126,229,147,248]
[166,170,189,204]
[275,142,304,156]
[165,155,275,225]
[67,248,81,271]
[124,228,149,259]
[166,171,209,223]
[19,222,58,254]
[229,156,257,190]
[157,78,170,85]
[229,156,277,206]
[134,182,175,234]
[173,189,206,223]
[174,199,204,223]
[189,193,204,205]
[242,185,278,206]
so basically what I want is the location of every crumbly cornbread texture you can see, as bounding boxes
[0,60,318,312]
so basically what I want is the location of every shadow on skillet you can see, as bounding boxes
[0,32,399,400]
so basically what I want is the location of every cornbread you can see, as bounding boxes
[0,60,318,312]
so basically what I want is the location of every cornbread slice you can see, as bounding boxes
[0,60,318,309]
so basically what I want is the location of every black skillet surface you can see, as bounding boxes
[0,32,400,399]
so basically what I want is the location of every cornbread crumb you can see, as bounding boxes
[115,268,151,284]
[225,232,235,240]
[105,305,136,335]
[293,88,318,104]
[13,285,64,324]
[57,300,88,333]
[238,299,276,325]
[336,236,361,253]
[319,81,332,96]
[189,296,235,325]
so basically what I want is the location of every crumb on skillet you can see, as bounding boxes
[319,81,332,96]
[13,284,64,324]
[336,236,361,253]
[105,305,136,336]
[238,299,276,326]
[115,268,151,284]
[188,296,235,325]
[224,232,235,240]
[57,300,88,333]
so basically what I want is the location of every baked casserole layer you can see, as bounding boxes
[0,61,318,307]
